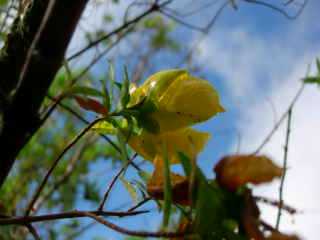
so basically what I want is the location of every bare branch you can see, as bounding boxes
[67,1,173,61]
[253,84,304,154]
[276,107,293,229]
[83,211,188,238]
[33,135,96,213]
[99,153,138,211]
[242,0,307,19]
[24,118,105,216]
[0,209,148,225]
[25,224,41,240]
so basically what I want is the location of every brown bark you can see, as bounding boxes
[0,0,88,187]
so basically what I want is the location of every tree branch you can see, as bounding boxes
[0,0,89,188]
[0,209,148,225]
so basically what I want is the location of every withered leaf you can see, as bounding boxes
[214,155,283,191]
[74,96,108,115]
[147,170,191,206]
[266,232,300,240]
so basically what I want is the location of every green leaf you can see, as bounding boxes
[303,76,320,84]
[193,179,226,239]
[92,120,117,135]
[178,152,192,176]
[178,153,244,239]
[0,0,8,6]
[162,142,172,228]
[100,80,111,111]
[119,66,130,109]
[117,129,129,162]
[120,176,138,204]
[108,62,115,103]
[68,86,104,98]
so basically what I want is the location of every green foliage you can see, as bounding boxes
[119,66,131,109]
[179,153,248,240]
[303,58,320,86]
[0,0,8,7]
[0,2,299,239]
[143,16,180,52]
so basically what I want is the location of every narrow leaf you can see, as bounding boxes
[303,76,320,84]
[178,151,192,176]
[74,96,107,115]
[119,66,130,109]
[108,62,115,103]
[92,120,117,135]
[100,80,111,111]
[117,130,129,162]
[120,176,138,204]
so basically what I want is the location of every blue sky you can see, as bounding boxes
[66,0,320,239]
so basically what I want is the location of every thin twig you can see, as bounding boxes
[159,8,207,32]
[254,195,297,215]
[162,0,220,18]
[242,0,307,20]
[24,118,104,216]
[25,224,41,240]
[69,27,134,86]
[0,210,187,238]
[127,197,152,212]
[0,210,148,225]
[177,1,229,67]
[67,1,172,61]
[46,94,121,152]
[276,107,293,229]
[83,212,188,238]
[98,153,138,211]
[46,95,141,171]
[253,84,304,154]
[33,136,95,213]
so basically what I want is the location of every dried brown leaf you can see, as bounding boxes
[147,170,191,206]
[214,155,283,191]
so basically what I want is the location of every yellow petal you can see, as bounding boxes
[129,69,224,133]
[128,69,186,107]
[155,75,224,132]
[128,128,210,164]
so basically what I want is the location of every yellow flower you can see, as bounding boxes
[129,69,224,133]
[128,127,210,164]
[94,69,224,166]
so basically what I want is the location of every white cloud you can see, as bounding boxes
[238,59,320,239]
[195,3,320,239]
